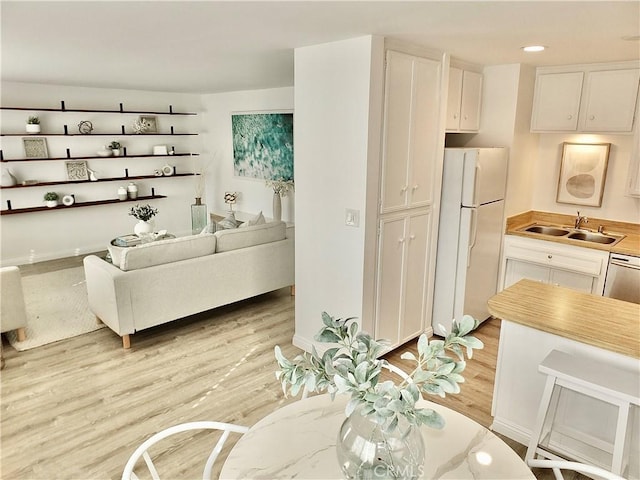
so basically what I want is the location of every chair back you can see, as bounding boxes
[121,421,249,480]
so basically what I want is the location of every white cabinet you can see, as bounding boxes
[375,210,432,346]
[380,50,441,214]
[375,49,443,349]
[500,236,609,295]
[446,67,482,132]
[531,62,640,133]
[626,100,640,197]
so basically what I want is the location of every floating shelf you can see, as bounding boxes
[1,195,167,215]
[1,152,199,163]
[1,132,197,137]
[0,173,198,189]
[0,102,197,115]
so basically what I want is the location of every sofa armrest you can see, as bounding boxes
[0,266,28,333]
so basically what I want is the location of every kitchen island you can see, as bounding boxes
[488,279,639,477]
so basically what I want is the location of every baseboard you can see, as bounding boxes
[292,333,314,353]
[490,417,531,447]
[1,244,107,268]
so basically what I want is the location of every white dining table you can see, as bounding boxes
[220,393,535,479]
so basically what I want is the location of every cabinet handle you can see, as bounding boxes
[463,115,468,120]
[398,237,406,244]
[412,184,419,190]
[567,114,573,120]
[453,113,458,119]
[547,254,552,259]
[409,234,416,241]
[400,185,408,193]
[589,115,595,121]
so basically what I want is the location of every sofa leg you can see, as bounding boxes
[290,285,295,296]
[16,328,26,342]
[122,335,131,349]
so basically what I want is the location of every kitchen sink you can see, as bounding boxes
[567,231,620,244]
[524,225,570,236]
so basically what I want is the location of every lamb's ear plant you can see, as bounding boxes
[275,312,483,432]
[27,115,40,125]
[43,192,58,201]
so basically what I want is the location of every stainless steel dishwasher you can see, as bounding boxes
[603,253,640,304]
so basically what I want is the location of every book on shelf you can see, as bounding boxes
[113,234,141,247]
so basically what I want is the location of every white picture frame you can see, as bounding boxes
[22,137,49,159]
[556,142,611,207]
[139,116,157,133]
[65,160,89,181]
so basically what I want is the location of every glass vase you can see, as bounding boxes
[336,409,425,480]
[191,197,208,234]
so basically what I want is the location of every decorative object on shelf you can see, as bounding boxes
[65,161,89,181]
[1,168,18,187]
[266,178,294,222]
[108,141,122,157]
[556,142,611,207]
[191,197,208,234]
[62,195,75,206]
[224,191,237,212]
[22,179,39,186]
[153,145,168,155]
[26,115,40,134]
[43,192,58,208]
[161,164,174,176]
[129,203,158,237]
[232,112,294,180]
[96,145,112,157]
[127,182,138,200]
[154,169,163,177]
[78,120,93,134]
[131,118,147,134]
[117,186,128,201]
[139,115,157,133]
[22,137,48,159]
[87,168,98,182]
[275,313,483,479]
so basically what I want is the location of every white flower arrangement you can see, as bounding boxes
[129,204,158,222]
[275,313,483,431]
[266,178,294,197]
[131,118,148,134]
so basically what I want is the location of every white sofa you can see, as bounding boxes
[83,221,294,348]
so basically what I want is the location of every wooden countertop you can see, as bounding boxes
[488,279,640,359]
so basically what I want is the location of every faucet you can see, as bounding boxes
[574,211,588,230]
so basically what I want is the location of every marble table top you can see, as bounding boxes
[220,394,535,479]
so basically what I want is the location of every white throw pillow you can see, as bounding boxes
[217,212,238,230]
[240,211,266,227]
[199,221,217,234]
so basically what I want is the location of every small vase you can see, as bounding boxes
[272,192,282,222]
[45,200,58,208]
[117,186,128,201]
[191,197,208,234]
[336,409,425,480]
[26,124,40,134]
[134,220,154,236]
[127,182,138,200]
[112,149,121,157]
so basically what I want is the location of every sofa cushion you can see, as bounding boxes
[120,234,216,271]
[214,221,286,253]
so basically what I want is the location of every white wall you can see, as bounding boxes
[293,36,384,350]
[199,88,295,222]
[0,82,202,266]
[532,133,640,222]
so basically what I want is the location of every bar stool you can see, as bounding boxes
[526,350,640,476]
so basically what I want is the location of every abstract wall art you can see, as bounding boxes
[556,142,611,207]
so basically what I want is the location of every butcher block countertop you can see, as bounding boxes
[506,211,640,257]
[488,279,640,359]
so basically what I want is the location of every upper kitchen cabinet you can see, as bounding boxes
[380,50,441,213]
[531,61,640,133]
[446,66,482,133]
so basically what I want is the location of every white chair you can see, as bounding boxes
[528,458,627,480]
[121,421,249,480]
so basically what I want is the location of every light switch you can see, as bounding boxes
[345,209,360,227]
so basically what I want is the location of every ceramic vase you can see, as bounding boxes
[45,200,58,208]
[191,197,208,234]
[272,192,282,222]
[117,186,128,201]
[26,124,40,134]
[112,149,121,157]
[336,409,425,480]
[134,220,154,236]
[1,169,17,187]
[127,182,138,200]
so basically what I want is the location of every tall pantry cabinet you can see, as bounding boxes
[374,50,444,349]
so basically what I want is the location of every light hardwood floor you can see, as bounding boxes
[1,256,582,479]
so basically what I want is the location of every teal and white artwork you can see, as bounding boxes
[232,113,293,180]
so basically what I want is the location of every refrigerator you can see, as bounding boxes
[432,147,508,336]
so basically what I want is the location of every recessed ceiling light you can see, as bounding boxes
[522,45,546,53]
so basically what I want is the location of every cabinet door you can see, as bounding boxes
[549,268,597,294]
[503,259,549,289]
[459,70,482,131]
[581,69,640,132]
[446,67,463,131]
[401,211,431,342]
[374,216,407,344]
[531,72,584,131]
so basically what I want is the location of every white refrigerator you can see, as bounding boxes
[432,147,508,336]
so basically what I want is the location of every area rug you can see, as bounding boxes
[6,266,104,351]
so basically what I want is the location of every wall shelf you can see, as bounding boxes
[1,132,197,137]
[1,152,199,163]
[0,102,197,116]
[1,195,167,215]
[0,173,198,189]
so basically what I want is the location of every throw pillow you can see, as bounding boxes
[217,212,238,230]
[199,221,217,234]
[240,211,266,227]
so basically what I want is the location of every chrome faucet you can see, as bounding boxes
[574,211,588,230]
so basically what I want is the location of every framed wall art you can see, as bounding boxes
[22,137,49,159]
[139,116,157,133]
[65,160,89,181]
[232,112,293,180]
[556,142,611,207]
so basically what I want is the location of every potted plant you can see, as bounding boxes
[44,192,58,208]
[108,141,122,157]
[265,178,294,222]
[129,203,158,236]
[26,115,41,134]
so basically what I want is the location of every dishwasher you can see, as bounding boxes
[603,253,640,304]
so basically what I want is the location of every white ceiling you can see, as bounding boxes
[2,1,639,94]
